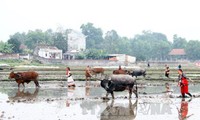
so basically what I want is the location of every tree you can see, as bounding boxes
[103,30,120,53]
[186,40,200,60]
[0,41,13,53]
[25,29,53,50]
[172,34,187,49]
[7,37,21,53]
[53,31,68,53]
[84,49,107,59]
[117,37,132,55]
[134,30,168,41]
[130,31,171,61]
[44,29,54,45]
[10,32,27,43]
[80,23,103,49]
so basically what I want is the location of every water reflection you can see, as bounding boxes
[100,99,138,120]
[85,86,90,96]
[67,87,75,97]
[8,88,39,101]
[178,98,193,120]
[80,100,102,115]
[0,81,200,120]
[138,98,173,115]
[66,87,75,107]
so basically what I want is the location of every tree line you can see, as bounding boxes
[0,22,200,61]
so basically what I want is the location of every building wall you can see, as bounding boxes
[109,54,136,64]
[38,48,62,59]
[67,30,86,52]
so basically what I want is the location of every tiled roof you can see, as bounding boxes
[169,49,186,55]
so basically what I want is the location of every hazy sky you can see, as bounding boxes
[0,0,200,42]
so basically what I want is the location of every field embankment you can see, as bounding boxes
[1,64,200,81]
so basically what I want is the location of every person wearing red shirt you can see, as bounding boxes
[177,69,192,98]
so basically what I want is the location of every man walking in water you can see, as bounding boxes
[85,65,92,81]
[165,64,170,78]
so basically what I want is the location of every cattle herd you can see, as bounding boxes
[9,67,146,99]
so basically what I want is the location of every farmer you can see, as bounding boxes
[147,62,150,67]
[177,69,192,98]
[85,65,92,81]
[178,64,182,69]
[119,65,122,70]
[66,67,76,87]
[165,64,170,78]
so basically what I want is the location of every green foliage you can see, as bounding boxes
[130,31,171,60]
[10,32,27,43]
[7,37,22,53]
[84,49,107,59]
[26,29,47,49]
[53,32,68,53]
[8,28,68,53]
[80,23,103,49]
[117,37,132,55]
[5,23,200,61]
[186,40,200,60]
[134,30,168,41]
[74,49,107,59]
[75,52,86,59]
[103,30,120,53]
[0,41,13,53]
[172,34,187,49]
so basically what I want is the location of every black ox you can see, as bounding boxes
[129,68,146,78]
[101,75,138,99]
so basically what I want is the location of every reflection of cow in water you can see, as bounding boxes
[8,88,39,101]
[9,71,40,88]
[100,99,138,120]
[80,100,102,115]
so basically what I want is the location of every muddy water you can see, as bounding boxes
[0,81,200,120]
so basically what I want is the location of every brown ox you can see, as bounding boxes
[91,67,105,78]
[113,69,129,74]
[9,71,40,88]
[85,67,105,80]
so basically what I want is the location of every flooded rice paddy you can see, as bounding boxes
[0,80,200,120]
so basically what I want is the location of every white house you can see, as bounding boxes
[19,53,30,60]
[63,29,86,60]
[67,29,86,52]
[108,54,136,64]
[34,45,62,59]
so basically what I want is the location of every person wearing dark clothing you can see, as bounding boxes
[118,65,122,70]
[147,62,150,67]
[165,65,170,78]
[178,64,182,69]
